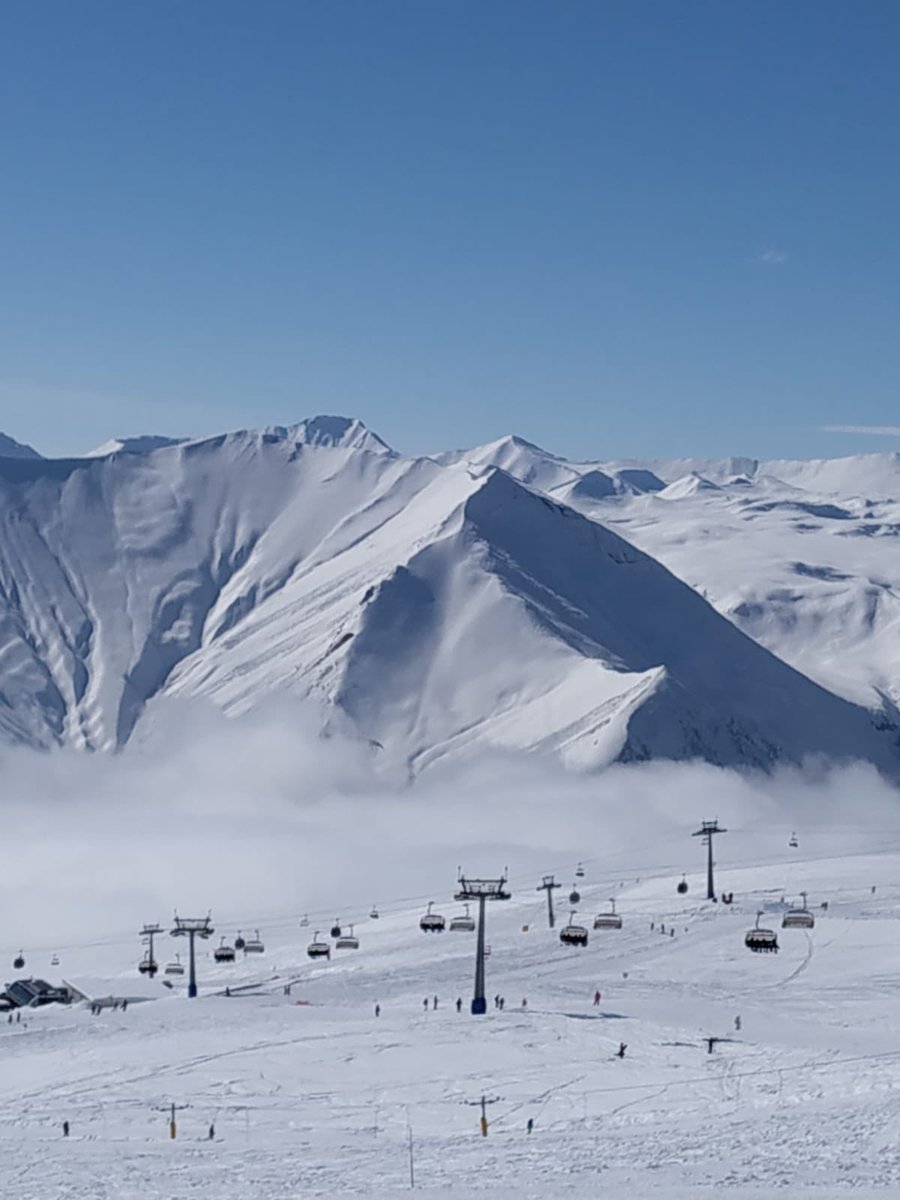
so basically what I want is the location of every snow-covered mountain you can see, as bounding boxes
[2,417,900,776]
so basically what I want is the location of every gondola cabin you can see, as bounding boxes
[677,876,688,895]
[569,888,581,905]
[214,938,236,963]
[234,932,246,951]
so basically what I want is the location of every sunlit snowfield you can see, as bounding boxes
[5,766,900,1200]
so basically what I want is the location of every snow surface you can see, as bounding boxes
[5,810,900,1198]
[0,432,41,460]
[2,419,900,778]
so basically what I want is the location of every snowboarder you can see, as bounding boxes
[375,1003,381,1018]
[456,997,462,1013]
[62,1120,69,1138]
[593,990,601,1006]
[616,1042,627,1058]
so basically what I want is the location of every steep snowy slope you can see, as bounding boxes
[1,421,899,777]
[451,434,900,709]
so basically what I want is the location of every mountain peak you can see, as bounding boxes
[287,416,392,453]
[86,435,185,458]
[0,432,42,460]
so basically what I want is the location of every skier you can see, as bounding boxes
[423,997,429,1012]
[499,996,505,1011]
[122,999,128,1012]
[527,1118,534,1135]
[62,1120,69,1138]
[433,995,438,1011]
[456,997,462,1013]
[734,1015,741,1032]
[593,989,601,1006]
[208,1123,215,1140]
[521,998,527,1009]
[616,1042,627,1058]
[375,1003,381,1018]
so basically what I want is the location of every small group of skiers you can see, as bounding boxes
[89,1000,127,1015]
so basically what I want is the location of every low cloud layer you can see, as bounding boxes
[1,697,899,956]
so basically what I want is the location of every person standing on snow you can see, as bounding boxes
[593,990,601,1006]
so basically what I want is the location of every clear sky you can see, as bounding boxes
[2,1,899,460]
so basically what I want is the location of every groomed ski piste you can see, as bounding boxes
[5,810,900,1198]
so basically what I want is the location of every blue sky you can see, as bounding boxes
[1,1,899,460]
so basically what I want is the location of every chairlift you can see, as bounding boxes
[336,924,360,950]
[51,953,60,967]
[214,937,236,963]
[575,862,585,879]
[484,944,492,958]
[419,902,446,933]
[243,930,265,954]
[300,914,309,928]
[569,887,581,905]
[165,953,185,976]
[234,931,246,951]
[677,876,688,895]
[782,892,815,930]
[744,912,778,954]
[13,951,24,970]
[138,952,157,977]
[560,912,589,947]
[450,903,476,932]
[307,932,331,960]
[789,831,798,848]
[593,898,623,930]
[369,905,379,920]
[330,920,343,939]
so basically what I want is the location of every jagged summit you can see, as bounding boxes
[86,435,186,458]
[0,433,42,460]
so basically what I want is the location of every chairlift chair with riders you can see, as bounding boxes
[789,831,799,848]
[677,876,688,895]
[745,912,779,954]
[593,898,623,930]
[560,911,589,947]
[51,953,60,967]
[243,930,265,954]
[450,903,476,932]
[369,905,379,920]
[165,953,185,977]
[575,862,585,879]
[307,932,331,960]
[419,902,446,933]
[782,892,815,929]
[214,937,236,963]
[336,924,360,950]
[138,951,157,977]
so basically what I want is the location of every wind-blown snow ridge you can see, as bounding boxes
[1,418,900,777]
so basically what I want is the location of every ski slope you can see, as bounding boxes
[5,821,900,1198]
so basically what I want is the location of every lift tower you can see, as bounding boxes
[692,820,727,901]
[170,913,214,998]
[455,871,510,1015]
[536,874,562,929]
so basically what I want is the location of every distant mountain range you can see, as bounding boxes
[1,416,899,777]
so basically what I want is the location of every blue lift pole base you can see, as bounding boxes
[471,997,487,1015]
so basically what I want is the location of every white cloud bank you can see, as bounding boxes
[821,425,900,437]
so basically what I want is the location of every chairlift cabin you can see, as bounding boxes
[569,887,581,905]
[782,892,815,930]
[593,899,623,930]
[419,902,446,933]
[336,925,360,950]
[214,938,236,963]
[677,876,688,895]
[745,913,778,954]
[307,932,331,960]
[560,912,589,947]
[13,951,24,970]
[165,954,185,976]
[369,905,379,920]
[330,921,343,939]
[575,863,585,879]
[243,930,265,954]
[789,832,798,848]
[138,952,157,977]
[450,903,476,932]
[234,932,246,951]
